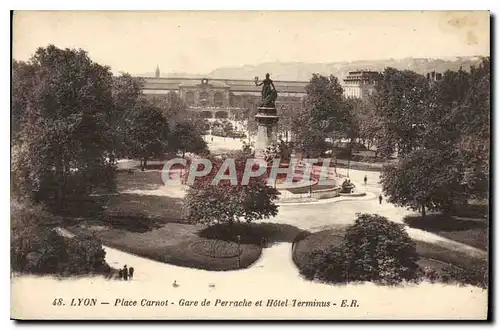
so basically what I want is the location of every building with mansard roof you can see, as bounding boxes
[342,70,380,100]
[139,67,380,119]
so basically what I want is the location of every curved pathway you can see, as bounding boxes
[104,243,301,285]
[11,160,488,319]
[62,160,487,278]
[113,160,487,261]
[275,168,487,259]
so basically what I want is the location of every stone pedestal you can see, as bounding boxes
[255,106,279,156]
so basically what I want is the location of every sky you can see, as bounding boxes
[12,11,490,75]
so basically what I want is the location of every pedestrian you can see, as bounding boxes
[128,267,134,280]
[364,174,367,186]
[378,194,383,205]
[123,265,128,281]
[118,269,123,280]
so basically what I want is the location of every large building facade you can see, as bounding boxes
[142,71,307,120]
[139,68,381,119]
[342,70,380,99]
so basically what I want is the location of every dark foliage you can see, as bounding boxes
[404,214,486,232]
[12,46,117,210]
[299,214,420,285]
[441,262,488,289]
[11,200,110,276]
[184,152,279,227]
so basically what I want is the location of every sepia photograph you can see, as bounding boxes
[10,10,490,320]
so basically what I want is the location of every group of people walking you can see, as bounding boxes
[118,264,134,281]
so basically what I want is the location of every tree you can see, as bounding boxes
[277,104,297,142]
[12,60,36,139]
[341,97,366,165]
[347,97,383,154]
[148,91,208,156]
[111,73,145,158]
[149,91,187,121]
[451,58,490,200]
[183,152,279,230]
[123,98,170,170]
[381,149,470,217]
[292,74,347,156]
[380,58,490,214]
[11,45,116,210]
[372,68,431,157]
[170,121,209,157]
[304,74,348,137]
[233,94,259,135]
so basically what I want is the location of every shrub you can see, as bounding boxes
[11,201,109,276]
[342,213,419,284]
[21,231,109,276]
[63,234,108,275]
[442,263,488,289]
[302,213,420,285]
[11,200,54,272]
[300,245,348,283]
[421,266,440,283]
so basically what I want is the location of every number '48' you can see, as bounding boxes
[52,298,64,306]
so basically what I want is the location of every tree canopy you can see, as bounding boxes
[12,45,116,209]
[380,58,490,214]
[183,152,279,229]
[292,74,350,156]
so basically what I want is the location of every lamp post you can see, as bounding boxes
[347,144,352,178]
[236,235,241,268]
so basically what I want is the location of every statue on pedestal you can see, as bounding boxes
[255,73,278,108]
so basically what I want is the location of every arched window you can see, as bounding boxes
[199,92,209,106]
[214,92,224,107]
[230,94,241,107]
[185,91,195,106]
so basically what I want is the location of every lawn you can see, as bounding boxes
[69,222,263,271]
[116,169,164,192]
[104,193,184,224]
[69,220,309,271]
[292,225,347,268]
[65,170,264,270]
[403,212,488,251]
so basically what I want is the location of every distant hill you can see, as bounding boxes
[205,57,485,81]
[137,56,485,81]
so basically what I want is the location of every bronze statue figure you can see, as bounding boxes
[255,73,278,108]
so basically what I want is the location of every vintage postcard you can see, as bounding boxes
[11,10,490,320]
